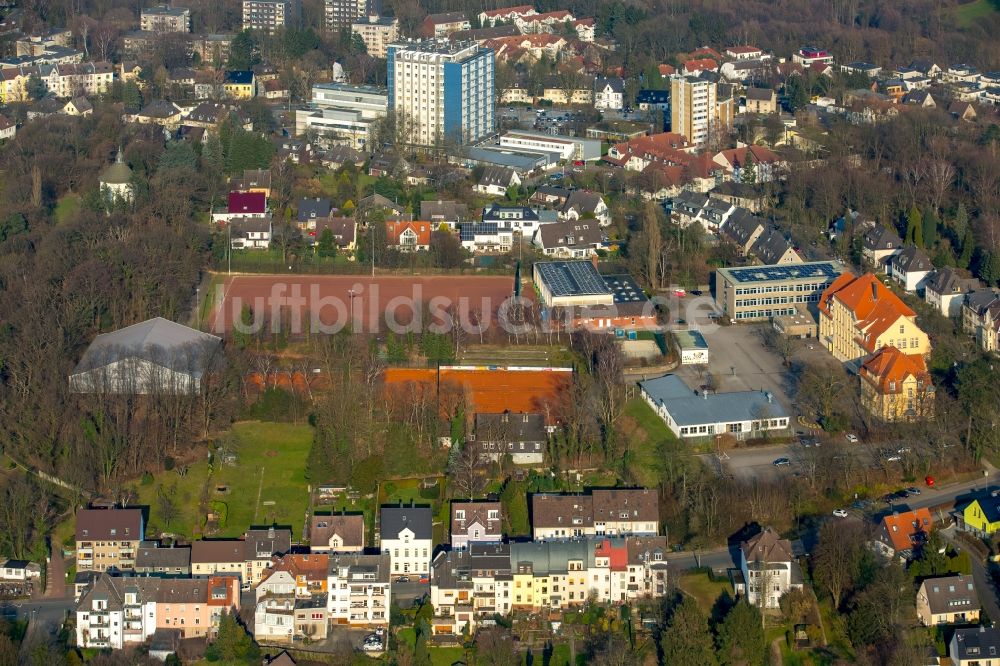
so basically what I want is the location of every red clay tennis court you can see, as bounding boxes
[207,274,518,335]
[383,367,573,419]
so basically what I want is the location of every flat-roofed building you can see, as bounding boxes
[295,82,387,149]
[498,130,602,162]
[533,260,613,308]
[673,330,708,364]
[640,374,790,440]
[714,261,845,322]
[351,15,397,58]
[140,6,191,33]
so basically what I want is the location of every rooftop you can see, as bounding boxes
[640,374,788,427]
[718,261,844,285]
[534,261,611,298]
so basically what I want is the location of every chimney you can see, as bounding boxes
[590,253,599,271]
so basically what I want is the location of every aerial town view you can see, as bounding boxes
[2,0,1000,664]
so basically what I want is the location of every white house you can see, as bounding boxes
[887,246,934,293]
[76,575,159,649]
[950,626,1000,666]
[380,505,432,579]
[327,553,391,628]
[459,222,513,254]
[639,374,789,440]
[924,268,981,318]
[593,76,624,110]
[474,166,521,197]
[738,528,802,609]
[0,560,40,581]
[254,594,295,642]
[561,190,611,227]
[230,215,273,250]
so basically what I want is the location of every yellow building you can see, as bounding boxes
[961,498,1000,537]
[223,70,256,99]
[818,272,931,366]
[0,66,32,104]
[859,345,934,421]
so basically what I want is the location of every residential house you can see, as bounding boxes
[471,412,548,465]
[530,489,659,540]
[127,100,183,129]
[949,101,978,121]
[477,5,536,27]
[229,216,273,250]
[874,508,932,559]
[319,145,366,170]
[917,574,980,626]
[135,543,192,577]
[215,191,268,224]
[841,61,881,77]
[792,47,833,66]
[0,560,40,581]
[450,501,502,549]
[720,208,765,255]
[326,553,391,627]
[254,553,329,642]
[818,272,931,366]
[310,217,357,253]
[156,576,240,638]
[421,200,469,228]
[256,553,330,600]
[75,508,144,572]
[62,96,92,116]
[902,90,936,108]
[908,59,942,79]
[385,219,432,252]
[380,504,433,578]
[561,190,610,226]
[737,527,803,608]
[726,45,765,60]
[76,575,160,649]
[636,89,669,111]
[950,626,1000,666]
[745,87,777,114]
[668,192,737,232]
[749,227,801,265]
[960,496,1000,537]
[712,145,782,183]
[421,12,470,37]
[593,76,625,110]
[475,166,521,196]
[190,540,246,582]
[296,197,331,226]
[859,345,934,421]
[244,527,293,587]
[533,219,604,258]
[223,70,255,99]
[924,267,980,317]
[962,289,1000,354]
[459,222,512,253]
[0,114,15,141]
[430,544,512,635]
[887,246,934,293]
[309,513,364,553]
[358,192,404,216]
[861,225,903,268]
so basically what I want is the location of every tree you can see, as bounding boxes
[475,626,518,666]
[207,609,259,663]
[159,142,198,171]
[740,150,757,185]
[643,201,662,288]
[716,600,766,666]
[228,30,259,71]
[316,228,337,258]
[659,597,717,666]
[959,229,974,269]
[122,81,143,111]
[813,520,867,609]
[26,75,46,100]
[922,206,938,249]
[447,441,483,500]
[905,206,924,247]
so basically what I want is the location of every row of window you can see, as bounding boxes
[734,283,829,295]
[734,308,798,319]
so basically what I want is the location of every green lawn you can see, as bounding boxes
[53,193,81,224]
[134,421,313,540]
[211,422,313,536]
[948,0,998,27]
[621,397,677,486]
[678,571,731,615]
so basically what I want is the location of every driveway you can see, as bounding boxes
[701,443,796,481]
[940,525,1000,624]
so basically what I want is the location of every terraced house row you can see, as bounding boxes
[0,61,114,102]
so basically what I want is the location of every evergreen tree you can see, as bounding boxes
[122,81,143,111]
[717,600,767,666]
[953,202,969,242]
[906,206,923,247]
[740,150,757,185]
[159,142,198,171]
[922,206,938,248]
[26,74,47,100]
[978,250,1000,286]
[316,227,337,258]
[208,610,259,663]
[959,229,974,269]
[660,597,717,666]
[228,30,259,71]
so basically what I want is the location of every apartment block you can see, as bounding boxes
[387,39,495,146]
[140,6,191,33]
[531,489,659,540]
[242,0,301,33]
[325,0,378,30]
[75,508,144,572]
[670,75,734,147]
[326,553,391,627]
[351,15,398,58]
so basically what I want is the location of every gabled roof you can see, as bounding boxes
[266,553,330,582]
[751,227,798,265]
[818,273,917,353]
[421,200,469,221]
[925,267,979,296]
[741,527,793,564]
[191,539,246,564]
[136,543,191,570]
[479,165,518,187]
[385,220,432,247]
[475,412,548,442]
[881,508,932,553]
[563,189,605,215]
[715,145,781,168]
[228,191,266,215]
[860,346,930,394]
[536,219,603,250]
[890,246,933,274]
[952,626,1000,662]
[745,87,775,101]
[919,574,978,616]
[594,76,624,93]
[310,513,364,549]
[451,500,502,535]
[862,225,903,252]
[72,318,221,376]
[224,70,254,85]
[381,505,432,540]
[312,217,356,247]
[297,197,331,222]
[76,508,144,542]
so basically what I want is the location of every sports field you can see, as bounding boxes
[383,366,573,419]
[206,274,519,335]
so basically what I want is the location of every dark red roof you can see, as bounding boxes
[228,191,266,215]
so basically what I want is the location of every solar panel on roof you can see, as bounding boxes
[724,261,842,284]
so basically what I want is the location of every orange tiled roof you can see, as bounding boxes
[658,64,675,76]
[882,508,931,553]
[860,346,930,393]
[270,553,330,580]
[717,145,781,167]
[818,273,916,353]
[385,220,432,247]
[683,58,718,73]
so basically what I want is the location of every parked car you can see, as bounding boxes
[885,454,902,462]
[396,575,409,583]
[832,509,849,518]
[845,433,859,443]
[773,457,791,466]
[362,642,383,652]
[906,487,921,496]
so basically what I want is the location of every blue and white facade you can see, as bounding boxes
[387,39,494,146]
